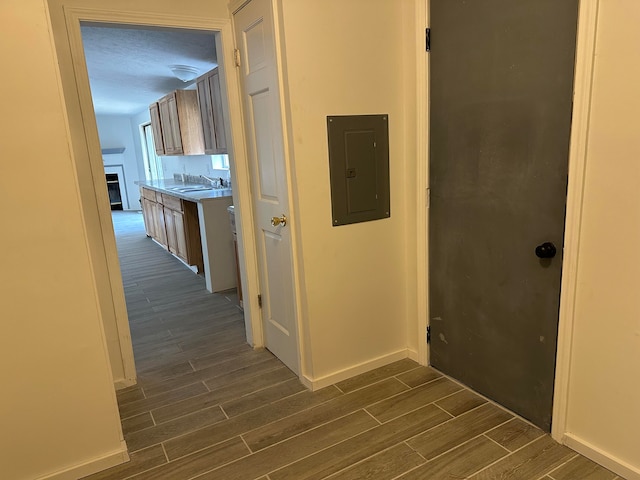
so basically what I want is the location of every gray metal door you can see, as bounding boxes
[429,0,579,431]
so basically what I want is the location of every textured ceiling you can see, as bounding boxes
[81,24,218,116]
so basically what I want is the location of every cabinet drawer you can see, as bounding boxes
[141,187,156,201]
[161,193,183,212]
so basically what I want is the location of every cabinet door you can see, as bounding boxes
[149,103,165,155]
[152,201,167,247]
[159,93,183,155]
[196,76,216,154]
[173,210,188,261]
[208,69,227,153]
[140,197,155,238]
[164,207,178,254]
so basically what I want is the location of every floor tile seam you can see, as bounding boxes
[100,446,171,480]
[148,388,227,423]
[123,404,227,444]
[224,385,346,441]
[426,430,506,465]
[391,435,500,480]
[368,385,464,423]
[404,440,428,462]
[185,343,250,361]
[184,442,268,480]
[428,365,544,430]
[220,405,230,419]
[462,433,571,480]
[247,407,382,454]
[431,388,479,413]
[158,390,344,462]
[369,376,461,413]
[160,443,170,463]
[166,321,246,339]
[340,368,441,396]
[119,382,209,413]
[143,362,269,398]
[256,403,454,477]
[220,378,308,418]
[400,401,505,452]
[202,363,292,391]
[321,441,425,480]
[261,417,387,480]
[543,452,580,480]
[392,366,443,386]
[362,407,383,425]
[336,373,414,396]
[196,359,283,391]
[177,352,256,373]
[482,432,513,453]
[140,437,253,480]
[240,434,254,454]
[337,363,425,391]
[177,334,248,352]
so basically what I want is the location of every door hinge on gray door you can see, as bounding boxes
[427,325,431,344]
[258,294,262,308]
[234,48,241,67]
[426,28,431,52]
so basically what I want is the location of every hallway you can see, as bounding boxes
[84,212,620,480]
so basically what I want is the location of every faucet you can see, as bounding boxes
[200,175,221,187]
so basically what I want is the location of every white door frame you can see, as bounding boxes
[54,6,267,385]
[418,0,599,439]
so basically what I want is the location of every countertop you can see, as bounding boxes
[136,179,233,203]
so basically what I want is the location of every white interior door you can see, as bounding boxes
[234,0,300,374]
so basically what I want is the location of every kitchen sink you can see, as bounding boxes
[166,185,214,193]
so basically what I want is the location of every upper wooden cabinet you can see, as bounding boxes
[196,68,228,154]
[149,102,165,155]
[149,90,205,156]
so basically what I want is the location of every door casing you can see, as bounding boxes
[48,4,298,387]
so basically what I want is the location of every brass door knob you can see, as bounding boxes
[271,214,287,227]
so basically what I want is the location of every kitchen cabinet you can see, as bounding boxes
[196,67,227,154]
[149,90,205,156]
[149,102,165,155]
[139,187,203,272]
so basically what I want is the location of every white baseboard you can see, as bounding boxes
[36,441,129,480]
[114,377,137,390]
[407,349,419,362]
[301,349,411,391]
[563,433,640,480]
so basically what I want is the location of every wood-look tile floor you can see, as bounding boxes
[84,211,623,480]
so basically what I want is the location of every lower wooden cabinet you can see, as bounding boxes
[140,187,204,272]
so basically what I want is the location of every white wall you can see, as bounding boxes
[565,1,640,477]
[280,0,418,382]
[0,1,125,478]
[96,115,144,210]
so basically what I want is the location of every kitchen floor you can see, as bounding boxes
[84,211,622,480]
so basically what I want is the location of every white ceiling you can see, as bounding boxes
[80,24,218,116]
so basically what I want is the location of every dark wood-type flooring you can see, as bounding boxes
[84,211,622,480]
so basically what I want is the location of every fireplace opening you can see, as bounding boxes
[106,173,123,210]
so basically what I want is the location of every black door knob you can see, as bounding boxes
[535,242,557,259]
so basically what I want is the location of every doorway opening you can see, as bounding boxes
[79,22,247,383]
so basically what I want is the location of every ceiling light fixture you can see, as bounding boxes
[169,65,200,83]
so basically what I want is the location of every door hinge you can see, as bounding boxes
[427,325,431,344]
[258,294,262,308]
[426,28,431,52]
[234,49,241,68]
[426,187,430,208]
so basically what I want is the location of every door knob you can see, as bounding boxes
[271,214,287,227]
[535,242,557,259]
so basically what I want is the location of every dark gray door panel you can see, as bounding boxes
[429,0,579,431]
